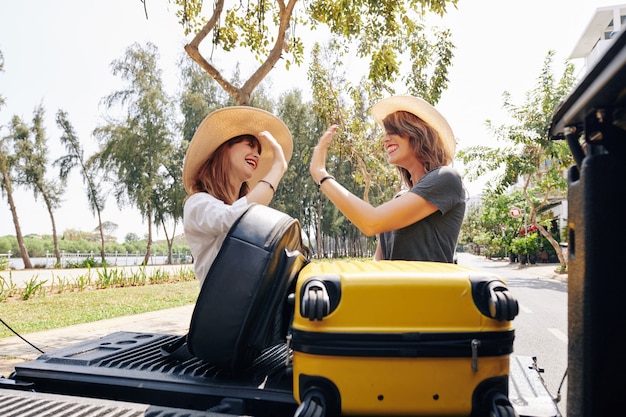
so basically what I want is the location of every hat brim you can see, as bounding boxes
[371,95,455,165]
[183,106,293,193]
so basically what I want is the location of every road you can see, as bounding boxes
[456,252,568,417]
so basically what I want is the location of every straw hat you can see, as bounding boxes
[371,95,456,165]
[182,106,293,193]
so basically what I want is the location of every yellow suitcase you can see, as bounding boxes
[290,259,519,416]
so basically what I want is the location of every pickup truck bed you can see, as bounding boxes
[1,330,559,417]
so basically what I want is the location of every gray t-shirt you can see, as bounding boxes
[379,166,465,263]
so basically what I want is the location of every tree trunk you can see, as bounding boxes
[143,211,153,266]
[161,218,174,265]
[0,160,32,269]
[43,195,62,266]
[536,221,567,268]
[97,210,106,264]
[7,193,32,269]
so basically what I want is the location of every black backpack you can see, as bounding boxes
[162,204,308,372]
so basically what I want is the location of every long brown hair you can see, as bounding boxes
[382,111,450,188]
[190,135,261,204]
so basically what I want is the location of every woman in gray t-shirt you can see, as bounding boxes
[309,95,465,263]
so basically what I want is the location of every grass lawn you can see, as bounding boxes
[0,281,200,338]
[0,258,366,339]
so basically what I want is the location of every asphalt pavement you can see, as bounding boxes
[0,256,566,378]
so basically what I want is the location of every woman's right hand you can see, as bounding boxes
[259,130,288,174]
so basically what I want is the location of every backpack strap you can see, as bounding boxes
[160,334,194,361]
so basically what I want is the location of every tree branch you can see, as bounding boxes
[184,0,297,105]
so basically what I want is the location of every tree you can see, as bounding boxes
[458,201,482,255]
[471,190,527,259]
[152,141,186,264]
[147,1,457,258]
[178,55,228,144]
[55,110,109,263]
[100,221,118,240]
[93,42,178,266]
[152,0,457,105]
[125,232,140,243]
[11,106,64,266]
[0,50,31,267]
[457,51,576,269]
[272,89,318,254]
[0,144,31,267]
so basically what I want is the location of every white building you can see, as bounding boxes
[570,4,626,72]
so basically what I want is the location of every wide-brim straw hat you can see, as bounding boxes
[183,106,293,194]
[371,95,456,165]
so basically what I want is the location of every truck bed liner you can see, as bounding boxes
[8,331,297,416]
[3,330,560,416]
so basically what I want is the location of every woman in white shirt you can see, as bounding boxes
[182,106,292,285]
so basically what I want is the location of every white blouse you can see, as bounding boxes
[183,192,249,286]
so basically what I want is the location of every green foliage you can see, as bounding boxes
[510,233,539,256]
[21,276,47,300]
[73,272,92,292]
[0,234,192,264]
[458,51,575,194]
[0,273,17,301]
[1,265,195,306]
[459,191,527,256]
[92,42,180,264]
[169,0,456,105]
[51,275,72,294]
[2,17,455,263]
[0,280,199,338]
[64,257,102,269]
[54,110,108,261]
[9,105,65,265]
[457,51,576,268]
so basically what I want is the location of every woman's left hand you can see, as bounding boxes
[310,125,339,183]
[259,131,288,174]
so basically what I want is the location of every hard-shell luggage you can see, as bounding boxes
[290,259,519,417]
[165,203,307,373]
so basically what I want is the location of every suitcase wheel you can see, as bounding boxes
[488,283,519,321]
[301,280,330,321]
[488,392,519,417]
[294,389,326,417]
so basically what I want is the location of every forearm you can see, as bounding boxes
[318,177,380,236]
[246,164,286,206]
[247,131,288,205]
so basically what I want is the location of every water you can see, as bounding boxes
[3,253,192,270]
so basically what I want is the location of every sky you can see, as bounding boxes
[0,0,618,242]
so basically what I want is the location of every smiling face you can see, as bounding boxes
[228,136,261,183]
[382,131,413,168]
[192,134,262,204]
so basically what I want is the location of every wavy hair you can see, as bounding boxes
[190,135,261,204]
[382,111,450,188]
